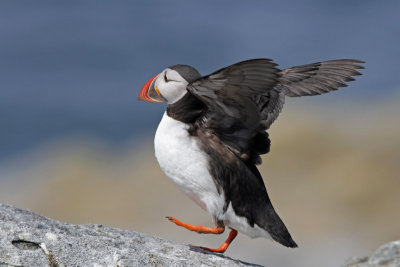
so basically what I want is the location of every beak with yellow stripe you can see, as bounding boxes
[138,74,165,102]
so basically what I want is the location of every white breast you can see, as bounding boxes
[154,112,225,218]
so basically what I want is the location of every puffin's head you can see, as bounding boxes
[138,65,201,104]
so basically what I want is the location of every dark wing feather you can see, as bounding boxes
[256,59,365,130]
[187,59,280,161]
[251,88,285,130]
[279,59,365,97]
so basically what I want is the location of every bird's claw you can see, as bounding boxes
[166,216,176,223]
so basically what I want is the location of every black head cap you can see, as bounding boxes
[168,64,202,83]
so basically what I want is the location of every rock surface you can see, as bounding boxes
[1,204,399,267]
[343,241,400,267]
[0,204,259,267]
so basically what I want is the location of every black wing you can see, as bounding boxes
[279,59,365,97]
[257,59,365,129]
[187,59,280,162]
[188,58,364,163]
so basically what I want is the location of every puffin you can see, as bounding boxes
[138,58,364,253]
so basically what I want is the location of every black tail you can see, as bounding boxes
[262,201,298,248]
[229,161,298,248]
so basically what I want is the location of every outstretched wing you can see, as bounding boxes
[258,59,365,129]
[187,59,280,161]
[187,58,364,162]
[279,59,365,97]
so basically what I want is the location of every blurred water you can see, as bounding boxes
[0,1,399,160]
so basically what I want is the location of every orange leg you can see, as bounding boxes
[166,217,225,234]
[196,229,238,253]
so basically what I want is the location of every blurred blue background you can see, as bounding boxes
[1,1,399,267]
[1,0,398,160]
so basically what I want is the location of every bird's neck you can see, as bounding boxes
[166,92,204,123]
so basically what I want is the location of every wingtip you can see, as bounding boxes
[353,59,366,64]
[340,59,366,69]
[353,59,366,69]
[323,59,365,67]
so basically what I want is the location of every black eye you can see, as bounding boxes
[164,73,169,82]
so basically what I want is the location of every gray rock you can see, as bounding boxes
[343,241,400,267]
[0,204,260,267]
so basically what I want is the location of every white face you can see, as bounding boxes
[154,68,189,104]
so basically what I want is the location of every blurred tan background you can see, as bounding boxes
[1,97,399,267]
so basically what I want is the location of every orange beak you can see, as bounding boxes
[138,74,165,102]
